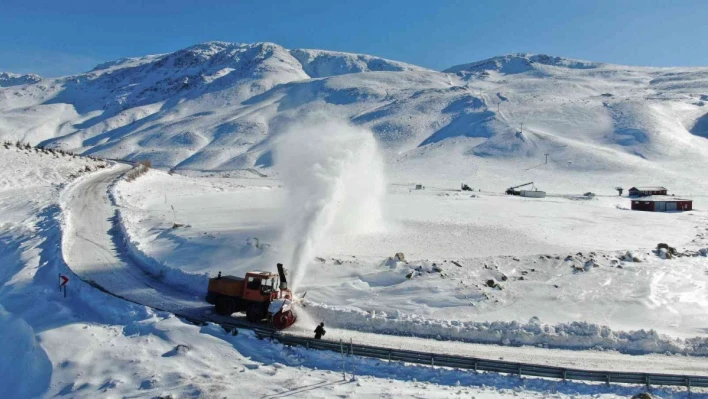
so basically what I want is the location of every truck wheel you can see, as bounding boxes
[215,296,232,316]
[246,303,265,322]
[228,297,239,314]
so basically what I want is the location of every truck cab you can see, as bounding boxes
[243,271,278,301]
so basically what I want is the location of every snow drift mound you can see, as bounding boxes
[0,306,51,398]
[113,209,209,296]
[304,302,708,356]
[691,113,708,138]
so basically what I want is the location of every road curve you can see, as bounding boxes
[59,165,708,378]
[61,165,217,318]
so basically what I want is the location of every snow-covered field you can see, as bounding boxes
[113,168,708,351]
[5,145,690,399]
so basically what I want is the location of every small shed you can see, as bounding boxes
[628,186,667,197]
[631,196,692,212]
[519,190,546,198]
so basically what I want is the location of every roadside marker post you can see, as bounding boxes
[59,274,69,298]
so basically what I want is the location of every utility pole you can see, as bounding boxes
[340,340,346,380]
[520,123,524,133]
[544,153,549,164]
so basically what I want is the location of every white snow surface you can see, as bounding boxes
[5,146,697,399]
[113,168,708,354]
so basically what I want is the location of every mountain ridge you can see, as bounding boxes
[1,41,707,192]
[0,72,42,87]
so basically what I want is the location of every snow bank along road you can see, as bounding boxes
[60,165,708,378]
[62,165,212,318]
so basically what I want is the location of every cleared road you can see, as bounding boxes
[61,165,209,315]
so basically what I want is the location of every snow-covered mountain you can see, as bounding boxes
[0,72,41,87]
[443,53,602,75]
[290,48,428,77]
[1,42,708,188]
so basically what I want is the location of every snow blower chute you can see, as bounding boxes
[205,263,298,329]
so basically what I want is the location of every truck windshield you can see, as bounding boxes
[247,277,261,290]
[259,278,277,294]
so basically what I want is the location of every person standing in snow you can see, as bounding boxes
[314,322,326,339]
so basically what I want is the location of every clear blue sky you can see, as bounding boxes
[1,0,706,77]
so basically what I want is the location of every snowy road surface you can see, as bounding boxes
[58,166,708,376]
[61,165,211,316]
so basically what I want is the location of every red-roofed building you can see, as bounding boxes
[628,186,667,197]
[631,196,692,212]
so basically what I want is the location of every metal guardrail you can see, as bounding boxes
[254,330,707,390]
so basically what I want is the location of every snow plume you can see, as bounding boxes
[274,117,385,290]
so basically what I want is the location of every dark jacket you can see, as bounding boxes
[314,325,326,339]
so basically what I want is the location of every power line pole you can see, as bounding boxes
[340,340,346,380]
[545,153,549,164]
[520,123,523,133]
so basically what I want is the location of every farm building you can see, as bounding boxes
[628,186,667,196]
[631,196,692,212]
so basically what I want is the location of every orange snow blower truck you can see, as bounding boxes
[205,263,297,329]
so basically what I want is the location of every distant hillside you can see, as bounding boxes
[0,72,42,87]
[291,48,429,77]
[1,43,708,192]
[444,53,601,75]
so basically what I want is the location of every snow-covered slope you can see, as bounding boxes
[1,44,708,188]
[291,48,429,77]
[0,72,42,87]
[443,53,602,75]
